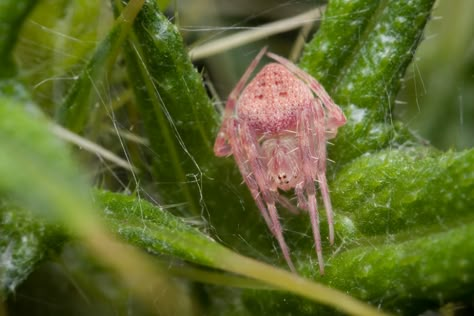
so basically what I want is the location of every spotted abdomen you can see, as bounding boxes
[237,63,314,135]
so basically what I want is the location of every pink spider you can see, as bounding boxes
[213,47,346,274]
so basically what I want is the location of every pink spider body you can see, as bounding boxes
[214,48,346,274]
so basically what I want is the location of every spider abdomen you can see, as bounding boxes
[237,63,313,134]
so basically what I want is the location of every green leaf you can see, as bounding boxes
[324,223,474,310]
[112,0,222,216]
[14,1,111,111]
[95,189,386,316]
[308,148,474,312]
[0,0,38,104]
[332,148,474,237]
[0,202,64,297]
[0,0,38,78]
[56,0,144,132]
[239,222,474,315]
[301,0,434,117]
[300,0,435,165]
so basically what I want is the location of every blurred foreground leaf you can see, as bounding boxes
[0,97,197,315]
[0,96,93,296]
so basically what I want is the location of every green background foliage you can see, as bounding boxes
[1,0,473,315]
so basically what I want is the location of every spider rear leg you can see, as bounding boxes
[298,102,329,275]
[312,99,335,246]
[307,188,324,275]
[267,202,296,272]
[318,172,335,245]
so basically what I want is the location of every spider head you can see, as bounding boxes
[262,136,302,191]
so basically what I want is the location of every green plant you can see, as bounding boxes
[1,0,473,315]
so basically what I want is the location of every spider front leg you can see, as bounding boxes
[214,47,268,157]
[233,121,297,272]
[227,119,273,229]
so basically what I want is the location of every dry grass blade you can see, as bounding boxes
[189,6,325,60]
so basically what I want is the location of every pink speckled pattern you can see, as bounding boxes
[238,63,313,134]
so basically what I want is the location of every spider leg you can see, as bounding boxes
[214,47,268,157]
[297,103,326,275]
[295,183,308,210]
[228,47,268,106]
[228,119,272,228]
[266,202,296,273]
[318,172,334,245]
[277,195,300,214]
[237,121,296,273]
[266,52,346,129]
[309,99,335,246]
